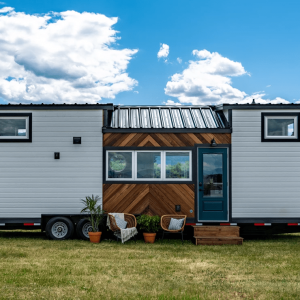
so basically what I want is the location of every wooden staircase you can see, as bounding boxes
[193,226,243,245]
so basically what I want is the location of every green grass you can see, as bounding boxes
[0,231,300,299]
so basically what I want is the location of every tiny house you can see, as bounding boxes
[1,102,300,241]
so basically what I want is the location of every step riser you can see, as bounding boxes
[195,239,243,246]
[193,226,240,237]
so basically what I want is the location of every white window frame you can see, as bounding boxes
[0,116,30,140]
[264,115,298,140]
[135,150,162,181]
[106,150,192,181]
[106,150,134,180]
[164,151,192,181]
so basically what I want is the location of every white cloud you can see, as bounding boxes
[177,57,182,64]
[266,85,271,87]
[163,100,182,106]
[0,9,138,104]
[157,43,169,59]
[165,49,289,105]
[0,6,13,13]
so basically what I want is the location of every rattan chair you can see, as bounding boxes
[108,213,137,242]
[160,215,187,244]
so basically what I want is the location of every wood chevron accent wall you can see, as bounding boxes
[103,184,195,218]
[104,133,231,147]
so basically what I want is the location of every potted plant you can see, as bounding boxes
[137,214,160,243]
[81,195,105,243]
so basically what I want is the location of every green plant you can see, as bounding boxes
[137,215,160,233]
[81,195,105,232]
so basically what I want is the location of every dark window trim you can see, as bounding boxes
[103,146,195,184]
[261,113,300,142]
[0,113,32,142]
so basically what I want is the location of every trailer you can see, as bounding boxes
[0,103,113,240]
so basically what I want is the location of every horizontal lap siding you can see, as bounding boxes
[0,110,103,219]
[232,109,300,218]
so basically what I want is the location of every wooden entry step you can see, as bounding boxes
[193,226,243,245]
[194,236,243,245]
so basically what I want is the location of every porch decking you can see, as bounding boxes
[193,226,243,245]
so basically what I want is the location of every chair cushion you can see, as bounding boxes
[168,218,184,230]
[115,215,127,229]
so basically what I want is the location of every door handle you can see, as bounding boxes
[199,189,203,192]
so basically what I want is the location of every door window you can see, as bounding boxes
[203,154,223,198]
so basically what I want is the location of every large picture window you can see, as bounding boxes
[106,150,192,181]
[0,113,32,142]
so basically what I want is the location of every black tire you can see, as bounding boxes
[45,217,74,240]
[76,219,93,240]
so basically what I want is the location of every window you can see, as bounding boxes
[262,113,300,142]
[166,152,190,179]
[0,113,32,142]
[106,150,192,181]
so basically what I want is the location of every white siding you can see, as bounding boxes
[0,109,103,219]
[232,109,300,218]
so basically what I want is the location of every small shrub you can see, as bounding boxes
[137,215,160,233]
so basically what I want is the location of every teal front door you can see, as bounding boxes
[198,148,228,221]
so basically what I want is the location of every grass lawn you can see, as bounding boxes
[0,231,300,299]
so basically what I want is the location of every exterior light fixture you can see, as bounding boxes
[175,205,181,212]
[211,138,217,147]
[54,152,60,159]
[73,137,81,144]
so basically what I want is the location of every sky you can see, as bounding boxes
[0,0,300,106]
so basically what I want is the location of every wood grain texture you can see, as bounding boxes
[103,184,195,218]
[193,226,240,237]
[104,133,231,147]
[193,237,243,245]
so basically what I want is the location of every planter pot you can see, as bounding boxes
[88,232,102,243]
[143,233,156,243]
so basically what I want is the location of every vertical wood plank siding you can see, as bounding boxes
[103,132,231,216]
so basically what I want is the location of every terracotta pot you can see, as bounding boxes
[88,232,102,243]
[143,233,156,243]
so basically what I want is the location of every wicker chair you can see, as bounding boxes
[108,213,137,242]
[160,215,187,244]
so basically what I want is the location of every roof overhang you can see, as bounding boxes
[103,128,231,133]
[0,103,114,110]
[215,103,300,111]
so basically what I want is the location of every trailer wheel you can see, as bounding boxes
[76,219,93,240]
[45,217,74,240]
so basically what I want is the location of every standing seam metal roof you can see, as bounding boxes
[110,106,226,129]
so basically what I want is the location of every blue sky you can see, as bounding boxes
[0,0,300,105]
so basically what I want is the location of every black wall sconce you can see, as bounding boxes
[210,138,217,147]
[175,205,181,212]
[54,152,60,159]
[73,137,81,144]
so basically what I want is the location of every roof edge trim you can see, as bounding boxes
[103,128,232,134]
